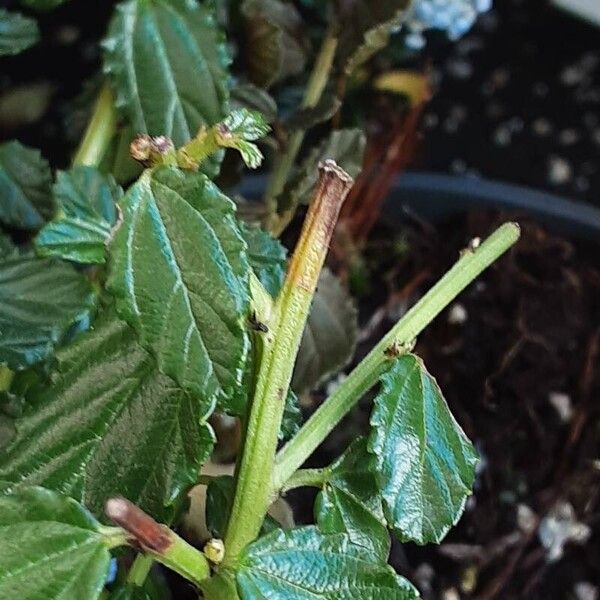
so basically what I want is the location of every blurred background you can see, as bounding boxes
[0,0,598,598]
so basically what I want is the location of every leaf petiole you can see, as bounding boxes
[72,82,117,168]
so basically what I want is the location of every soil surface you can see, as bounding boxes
[290,210,600,600]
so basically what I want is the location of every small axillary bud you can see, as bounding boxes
[129,134,152,163]
[203,538,225,564]
[215,122,233,144]
[129,134,176,167]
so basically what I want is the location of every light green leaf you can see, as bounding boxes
[279,128,365,215]
[0,256,96,369]
[315,438,390,562]
[0,141,53,230]
[107,167,251,414]
[216,109,270,169]
[241,222,287,298]
[103,0,230,177]
[0,311,215,523]
[242,0,307,89]
[292,268,358,395]
[337,1,411,75]
[237,526,419,599]
[0,486,124,599]
[369,353,478,544]
[0,9,39,56]
[35,166,122,264]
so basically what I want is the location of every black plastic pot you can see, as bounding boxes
[240,172,600,242]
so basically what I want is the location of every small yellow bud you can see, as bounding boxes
[203,538,225,564]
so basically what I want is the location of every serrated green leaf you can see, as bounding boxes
[337,1,411,75]
[292,268,358,395]
[0,311,215,523]
[103,0,230,177]
[0,486,121,599]
[242,0,308,89]
[107,167,251,414]
[0,141,53,230]
[216,109,270,169]
[241,222,287,298]
[231,84,278,123]
[35,166,122,264]
[279,128,365,214]
[205,475,280,539]
[0,9,39,56]
[237,526,419,599]
[369,353,478,544]
[315,438,390,562]
[0,256,96,369]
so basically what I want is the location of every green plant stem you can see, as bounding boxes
[281,468,329,493]
[127,554,154,587]
[0,366,14,392]
[72,82,117,167]
[273,222,521,489]
[264,27,338,231]
[223,162,354,565]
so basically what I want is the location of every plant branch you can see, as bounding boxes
[105,497,211,587]
[281,468,329,493]
[264,27,338,232]
[72,82,117,168]
[223,161,354,564]
[273,222,521,489]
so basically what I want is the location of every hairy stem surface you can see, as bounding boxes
[223,161,353,564]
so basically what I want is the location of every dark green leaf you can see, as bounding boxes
[0,256,96,370]
[205,475,280,539]
[0,232,17,259]
[0,9,39,56]
[0,311,215,523]
[0,141,53,230]
[107,167,251,414]
[292,268,358,395]
[231,84,278,123]
[279,128,365,214]
[103,0,230,176]
[280,389,302,442]
[20,0,70,11]
[285,94,341,131]
[35,166,122,264]
[369,353,478,544]
[237,526,418,599]
[337,1,411,75]
[241,222,287,298]
[242,0,308,89]
[0,486,122,599]
[315,438,390,562]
